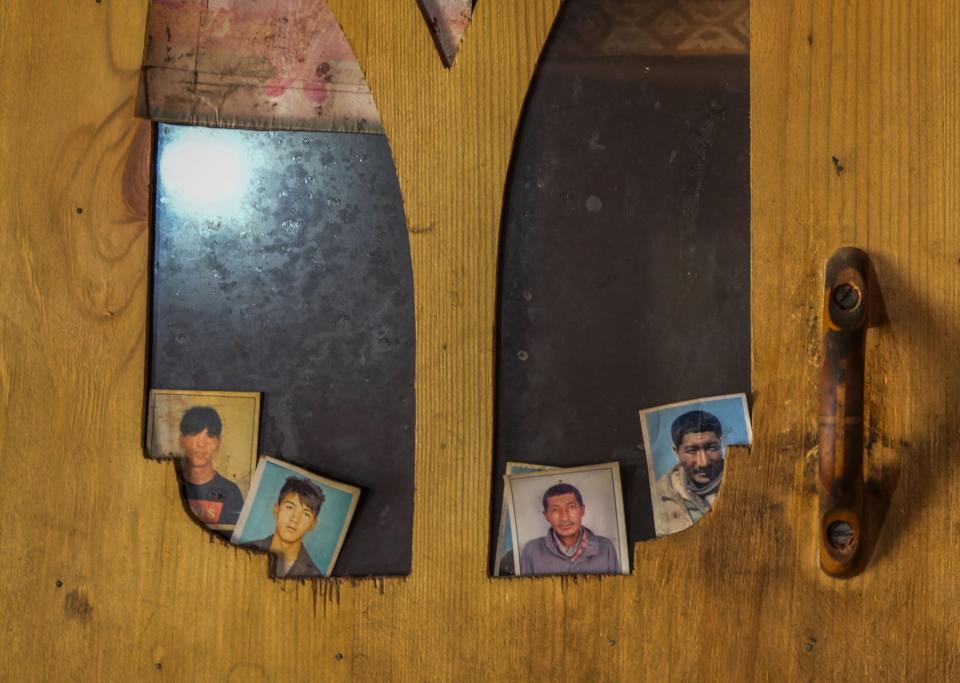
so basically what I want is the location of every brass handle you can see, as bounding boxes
[818,247,870,578]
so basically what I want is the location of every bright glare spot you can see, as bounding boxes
[159,128,256,218]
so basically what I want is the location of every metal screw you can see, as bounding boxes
[826,521,856,551]
[832,283,861,311]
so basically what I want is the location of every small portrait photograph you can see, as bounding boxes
[147,389,261,532]
[639,393,752,538]
[494,462,559,577]
[231,457,361,578]
[505,463,629,577]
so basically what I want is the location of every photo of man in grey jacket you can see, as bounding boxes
[519,483,621,576]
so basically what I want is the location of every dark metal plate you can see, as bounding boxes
[494,0,750,570]
[151,124,414,576]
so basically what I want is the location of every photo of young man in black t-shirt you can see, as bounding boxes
[177,406,244,530]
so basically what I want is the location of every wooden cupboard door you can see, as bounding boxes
[1,1,959,680]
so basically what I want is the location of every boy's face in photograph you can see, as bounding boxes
[273,492,318,544]
[180,428,220,469]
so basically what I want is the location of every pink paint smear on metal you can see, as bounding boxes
[138,0,476,133]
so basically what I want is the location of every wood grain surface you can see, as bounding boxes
[2,0,959,680]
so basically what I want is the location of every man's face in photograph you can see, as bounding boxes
[180,428,220,469]
[675,431,724,485]
[273,492,318,544]
[543,492,585,543]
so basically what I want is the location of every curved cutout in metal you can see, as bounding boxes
[492,0,750,576]
[141,0,417,578]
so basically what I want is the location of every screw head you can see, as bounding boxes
[832,283,861,311]
[826,520,856,551]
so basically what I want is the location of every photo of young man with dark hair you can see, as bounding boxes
[177,405,245,528]
[242,476,326,578]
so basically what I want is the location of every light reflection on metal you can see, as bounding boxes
[158,127,258,220]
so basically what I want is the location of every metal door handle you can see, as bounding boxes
[818,247,870,578]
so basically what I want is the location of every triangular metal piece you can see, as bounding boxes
[416,0,476,67]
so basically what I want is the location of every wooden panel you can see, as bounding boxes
[1,0,959,680]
